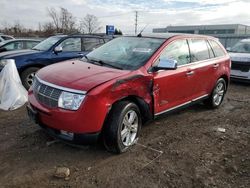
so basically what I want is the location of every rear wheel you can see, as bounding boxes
[204,78,226,108]
[21,67,40,90]
[103,101,141,154]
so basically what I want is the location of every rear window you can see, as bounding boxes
[189,39,210,62]
[209,40,225,57]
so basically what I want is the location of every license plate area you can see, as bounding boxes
[60,130,74,140]
[27,105,38,123]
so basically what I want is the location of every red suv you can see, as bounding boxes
[27,34,230,153]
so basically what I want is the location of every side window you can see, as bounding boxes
[59,38,81,52]
[4,42,23,50]
[159,39,190,66]
[189,39,210,62]
[83,38,103,51]
[26,41,39,49]
[209,40,225,57]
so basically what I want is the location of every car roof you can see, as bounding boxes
[0,34,14,38]
[126,33,216,40]
[68,34,110,38]
[0,39,41,46]
[48,34,107,39]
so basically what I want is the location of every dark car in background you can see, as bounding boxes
[0,34,14,42]
[0,34,109,89]
[0,39,41,53]
[228,39,250,82]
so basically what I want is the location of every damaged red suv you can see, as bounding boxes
[27,34,230,153]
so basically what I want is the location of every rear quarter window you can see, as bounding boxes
[209,40,225,57]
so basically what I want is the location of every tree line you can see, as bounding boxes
[0,7,122,37]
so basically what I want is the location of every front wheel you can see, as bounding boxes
[103,101,141,154]
[21,67,40,90]
[204,78,227,108]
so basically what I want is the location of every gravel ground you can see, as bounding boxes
[0,82,249,188]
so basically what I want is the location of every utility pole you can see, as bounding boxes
[135,11,138,35]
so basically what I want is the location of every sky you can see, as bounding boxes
[1,0,250,34]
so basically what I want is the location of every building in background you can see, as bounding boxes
[153,24,250,47]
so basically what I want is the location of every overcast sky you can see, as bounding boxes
[1,0,250,34]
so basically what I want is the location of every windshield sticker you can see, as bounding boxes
[133,48,152,53]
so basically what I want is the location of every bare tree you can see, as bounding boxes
[47,7,77,34]
[47,7,60,32]
[42,22,56,36]
[80,14,102,34]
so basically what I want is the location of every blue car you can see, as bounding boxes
[0,35,109,89]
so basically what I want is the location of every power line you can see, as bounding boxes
[97,12,132,19]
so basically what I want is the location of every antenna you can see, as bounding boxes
[137,24,149,37]
[135,11,138,35]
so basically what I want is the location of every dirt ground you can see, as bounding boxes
[0,82,249,188]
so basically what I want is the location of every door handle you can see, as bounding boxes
[186,71,194,76]
[213,64,219,68]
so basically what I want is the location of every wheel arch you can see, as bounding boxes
[105,95,153,126]
[19,63,45,75]
[219,74,229,90]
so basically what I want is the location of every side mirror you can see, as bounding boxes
[226,47,231,52]
[154,58,177,71]
[54,46,62,53]
[0,47,7,52]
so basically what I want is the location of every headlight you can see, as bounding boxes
[58,91,85,110]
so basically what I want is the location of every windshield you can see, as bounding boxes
[85,37,165,70]
[32,36,63,51]
[230,40,250,53]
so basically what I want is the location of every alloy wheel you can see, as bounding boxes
[120,110,139,147]
[213,82,225,106]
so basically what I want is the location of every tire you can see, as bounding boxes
[21,67,40,90]
[103,101,141,154]
[204,78,227,108]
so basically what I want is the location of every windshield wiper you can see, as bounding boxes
[87,57,123,70]
[32,48,42,51]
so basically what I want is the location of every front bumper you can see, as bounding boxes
[27,103,101,144]
[28,90,109,137]
[230,69,250,82]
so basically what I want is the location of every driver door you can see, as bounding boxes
[153,39,195,115]
[51,37,84,63]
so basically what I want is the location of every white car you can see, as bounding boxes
[228,39,250,82]
[0,34,14,43]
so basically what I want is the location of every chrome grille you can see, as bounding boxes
[231,61,250,72]
[33,77,62,108]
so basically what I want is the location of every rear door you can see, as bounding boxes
[153,39,196,115]
[187,38,216,98]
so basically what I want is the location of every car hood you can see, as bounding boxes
[229,52,250,62]
[0,49,41,59]
[36,59,130,92]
